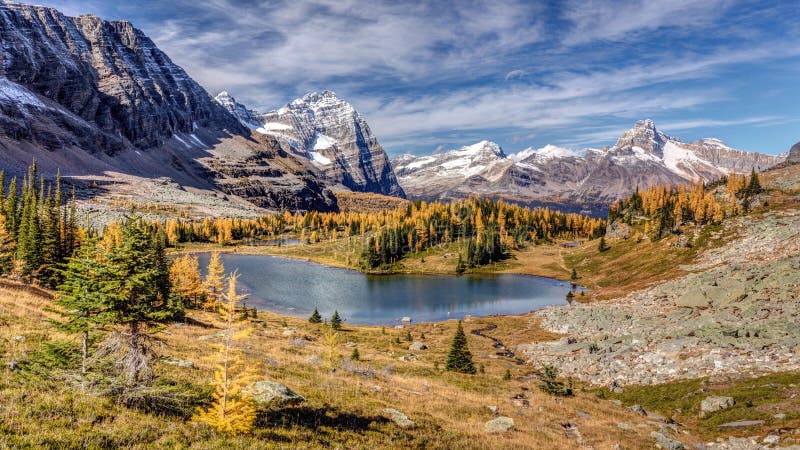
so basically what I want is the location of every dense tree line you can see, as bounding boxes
[160,198,605,253]
[0,163,80,287]
[608,170,763,240]
[359,198,605,270]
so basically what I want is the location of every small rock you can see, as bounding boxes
[6,361,19,371]
[617,422,634,431]
[162,358,194,368]
[398,354,418,362]
[717,420,764,429]
[763,435,780,444]
[345,341,357,348]
[485,416,514,433]
[13,335,25,342]
[628,404,647,416]
[486,405,499,415]
[575,410,591,419]
[281,327,298,336]
[700,396,735,417]
[246,381,305,407]
[561,422,582,441]
[383,408,416,429]
[650,431,685,450]
[408,342,428,351]
[264,356,281,368]
[401,317,411,323]
[773,413,787,420]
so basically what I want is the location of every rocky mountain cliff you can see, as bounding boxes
[393,120,786,212]
[215,90,405,198]
[788,142,800,164]
[0,2,337,212]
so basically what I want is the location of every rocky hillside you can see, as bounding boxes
[0,2,337,213]
[393,120,785,211]
[215,90,405,198]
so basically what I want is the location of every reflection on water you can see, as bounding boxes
[196,253,574,325]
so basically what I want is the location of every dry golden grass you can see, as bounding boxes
[0,282,664,449]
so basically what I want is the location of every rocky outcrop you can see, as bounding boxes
[215,90,405,198]
[787,142,800,164]
[518,206,800,386]
[393,120,786,211]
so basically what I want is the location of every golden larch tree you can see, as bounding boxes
[195,272,258,434]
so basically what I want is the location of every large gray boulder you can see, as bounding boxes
[484,416,515,433]
[650,431,685,450]
[246,381,305,407]
[700,396,734,417]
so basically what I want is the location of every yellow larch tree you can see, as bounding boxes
[195,272,258,434]
[203,252,225,311]
[169,254,205,308]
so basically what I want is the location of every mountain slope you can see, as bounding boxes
[215,90,405,198]
[393,120,785,210]
[0,2,336,213]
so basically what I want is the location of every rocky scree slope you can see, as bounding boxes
[393,120,784,209]
[215,90,405,198]
[0,2,336,212]
[517,167,800,387]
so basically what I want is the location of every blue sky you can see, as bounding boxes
[34,0,800,156]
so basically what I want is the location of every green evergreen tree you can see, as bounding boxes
[406,330,413,342]
[308,307,322,323]
[330,310,342,330]
[597,236,608,253]
[445,321,476,374]
[55,239,112,376]
[570,268,578,280]
[746,169,762,197]
[5,177,18,238]
[101,218,183,383]
[566,291,575,303]
[503,369,511,381]
[16,172,42,279]
[350,347,360,361]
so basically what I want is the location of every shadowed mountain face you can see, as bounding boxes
[215,90,405,198]
[393,120,786,211]
[789,142,800,164]
[0,3,338,212]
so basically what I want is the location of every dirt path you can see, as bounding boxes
[470,324,526,365]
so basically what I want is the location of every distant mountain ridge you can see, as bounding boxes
[393,120,786,210]
[215,90,405,198]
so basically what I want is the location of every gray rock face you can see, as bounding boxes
[393,120,784,210]
[0,3,243,153]
[246,381,305,407]
[216,90,405,198]
[484,416,515,433]
[700,396,735,417]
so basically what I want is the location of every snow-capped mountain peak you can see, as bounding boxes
[215,88,404,197]
[511,144,578,162]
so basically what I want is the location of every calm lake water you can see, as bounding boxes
[196,253,573,325]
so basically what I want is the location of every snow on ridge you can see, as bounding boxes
[0,78,47,109]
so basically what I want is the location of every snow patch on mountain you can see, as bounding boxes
[0,78,46,109]
[313,133,337,150]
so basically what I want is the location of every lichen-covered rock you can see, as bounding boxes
[382,408,415,429]
[484,416,514,433]
[246,381,305,407]
[700,396,735,417]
